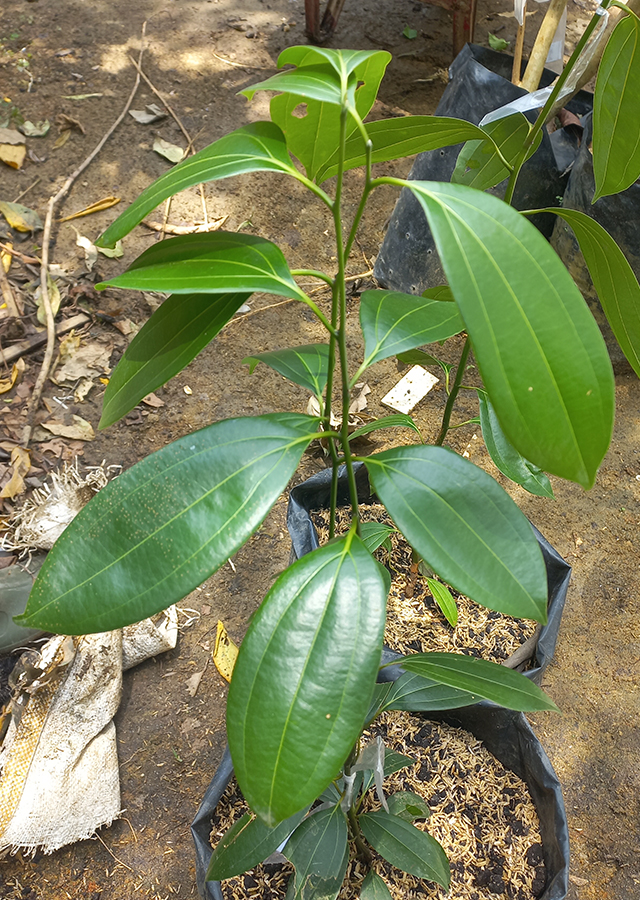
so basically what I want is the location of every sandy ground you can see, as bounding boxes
[0,0,638,898]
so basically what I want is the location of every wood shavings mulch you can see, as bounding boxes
[209,710,546,900]
[312,505,538,664]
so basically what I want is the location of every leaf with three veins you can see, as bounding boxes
[379,671,480,713]
[348,414,421,442]
[451,112,541,191]
[243,344,330,396]
[98,232,307,301]
[364,444,548,622]
[316,117,490,183]
[285,805,349,900]
[97,123,299,248]
[242,66,349,106]
[359,289,463,369]
[387,791,431,822]
[359,521,396,554]
[100,292,250,428]
[426,578,458,628]
[226,535,389,825]
[538,207,640,378]
[207,807,309,881]
[400,652,559,711]
[360,870,393,900]
[477,390,554,498]
[593,13,640,200]
[17,413,319,634]
[270,50,390,180]
[359,811,450,888]
[404,181,614,488]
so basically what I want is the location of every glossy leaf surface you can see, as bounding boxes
[243,344,330,396]
[18,414,318,633]
[97,123,298,247]
[316,117,488,183]
[242,66,348,106]
[359,521,396,554]
[477,390,554,498]
[451,113,541,191]
[359,289,463,369]
[207,807,309,881]
[383,749,415,776]
[401,652,559,711]
[426,578,458,628]
[593,14,640,200]
[365,445,548,621]
[405,181,614,488]
[543,207,640,378]
[379,671,480,712]
[226,536,389,825]
[277,46,385,76]
[359,811,450,888]
[99,232,306,301]
[348,414,421,442]
[100,292,250,428]
[271,51,390,179]
[285,805,349,900]
[360,870,393,900]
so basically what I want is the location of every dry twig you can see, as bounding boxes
[128,55,192,148]
[21,23,147,448]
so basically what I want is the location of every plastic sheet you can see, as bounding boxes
[374,44,592,295]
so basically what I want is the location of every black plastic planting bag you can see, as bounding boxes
[286,464,571,685]
[192,708,569,900]
[551,110,640,373]
[374,43,592,295]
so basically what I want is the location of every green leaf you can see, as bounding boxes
[315,117,490,183]
[285,805,349,900]
[242,66,348,106]
[360,521,396,554]
[396,349,448,369]
[540,207,640,378]
[400,652,559,711]
[97,123,298,248]
[488,33,510,51]
[387,791,431,822]
[100,292,250,428]
[17,414,318,634]
[451,113,542,191]
[98,232,307,301]
[348,414,421,442]
[379,671,480,712]
[403,26,418,39]
[593,13,640,200]
[359,811,450,888]
[277,46,385,77]
[365,445,548,622]
[426,578,458,628]
[477,390,554,498]
[207,807,309,881]
[383,749,415,776]
[404,181,614,488]
[226,535,389,825]
[359,289,464,369]
[243,344,329,396]
[270,51,390,180]
[360,870,393,900]
[423,285,455,302]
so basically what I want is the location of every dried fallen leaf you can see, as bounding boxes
[0,200,43,232]
[59,196,120,223]
[141,391,165,408]
[19,120,51,137]
[153,137,185,163]
[41,415,95,441]
[1,241,11,273]
[185,671,205,698]
[96,239,123,258]
[0,144,26,169]
[59,329,82,362]
[0,128,25,146]
[129,104,167,125]
[73,377,94,403]
[53,129,71,150]
[56,113,85,134]
[54,338,113,383]
[0,446,30,499]
[71,226,98,271]
[0,358,25,394]
[213,620,238,683]
[114,317,139,339]
[34,275,61,325]
[349,382,371,415]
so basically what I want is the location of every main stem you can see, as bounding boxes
[434,338,471,446]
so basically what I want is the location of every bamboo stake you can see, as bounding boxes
[520,0,568,92]
[512,4,528,86]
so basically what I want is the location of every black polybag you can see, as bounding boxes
[192,713,569,900]
[374,43,592,295]
[286,464,571,685]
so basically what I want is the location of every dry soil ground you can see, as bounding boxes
[0,0,638,898]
